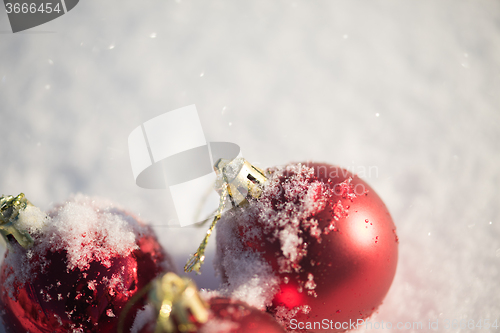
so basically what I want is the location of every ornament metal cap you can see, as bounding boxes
[118,273,208,333]
[150,273,209,332]
[185,158,268,273]
[0,193,35,249]
[214,157,267,207]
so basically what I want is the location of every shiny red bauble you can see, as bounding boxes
[138,297,286,333]
[215,162,398,332]
[0,196,174,333]
[205,297,286,333]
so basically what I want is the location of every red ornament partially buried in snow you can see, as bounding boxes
[124,272,286,333]
[0,193,174,333]
[213,161,398,333]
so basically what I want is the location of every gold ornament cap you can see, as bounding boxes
[213,157,268,207]
[149,273,209,333]
[0,193,35,249]
[118,273,209,333]
[185,158,268,273]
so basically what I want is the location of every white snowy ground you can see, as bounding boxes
[0,1,499,332]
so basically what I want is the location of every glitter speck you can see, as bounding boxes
[375,113,380,117]
[109,45,115,50]
[150,33,157,38]
[229,122,232,127]
[343,34,349,39]
[428,232,431,236]
[200,72,204,77]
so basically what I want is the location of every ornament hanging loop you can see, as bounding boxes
[184,158,268,273]
[0,193,34,249]
[184,184,228,273]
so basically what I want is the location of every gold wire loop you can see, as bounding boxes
[184,158,268,273]
[184,185,228,273]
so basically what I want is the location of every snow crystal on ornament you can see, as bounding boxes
[46,195,141,270]
[273,305,311,327]
[199,288,222,300]
[214,163,348,310]
[2,194,149,298]
[303,182,328,216]
[279,225,303,263]
[214,224,280,310]
[15,205,48,234]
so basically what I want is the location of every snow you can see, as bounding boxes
[214,206,281,309]
[1,194,150,299]
[130,304,156,333]
[1,0,500,332]
[45,195,140,270]
[15,204,48,234]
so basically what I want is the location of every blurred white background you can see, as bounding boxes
[1,0,499,332]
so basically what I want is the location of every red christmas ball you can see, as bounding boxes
[214,162,398,332]
[203,297,287,333]
[0,194,174,333]
[135,296,286,333]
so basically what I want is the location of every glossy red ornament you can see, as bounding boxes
[204,297,287,333]
[0,194,174,333]
[127,272,285,333]
[215,162,398,333]
[138,296,286,333]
